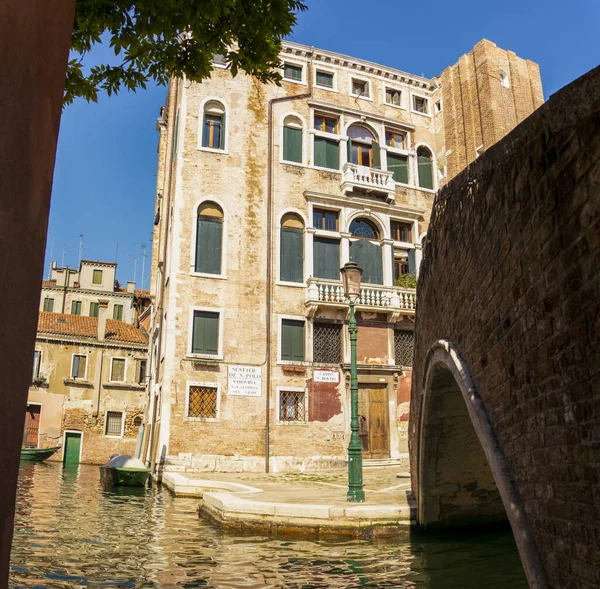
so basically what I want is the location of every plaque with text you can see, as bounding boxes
[314,370,340,383]
[228,365,262,397]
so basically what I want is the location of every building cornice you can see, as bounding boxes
[281,41,434,90]
[36,333,147,351]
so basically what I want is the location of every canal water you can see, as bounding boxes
[10,463,528,588]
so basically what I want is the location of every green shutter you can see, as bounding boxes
[388,153,409,184]
[349,240,383,285]
[280,228,303,283]
[71,300,81,315]
[372,141,381,169]
[172,111,180,160]
[113,305,123,320]
[408,249,416,274]
[43,298,54,312]
[195,217,223,274]
[315,137,339,169]
[282,320,304,361]
[418,155,434,189]
[314,137,326,167]
[219,112,226,150]
[313,237,340,280]
[90,302,99,317]
[283,126,302,163]
[347,138,353,163]
[192,311,219,355]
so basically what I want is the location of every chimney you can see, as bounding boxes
[127,281,135,294]
[97,299,109,341]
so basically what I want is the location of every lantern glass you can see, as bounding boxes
[341,261,363,302]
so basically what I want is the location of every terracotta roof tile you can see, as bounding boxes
[42,280,57,287]
[37,312,147,344]
[134,289,151,300]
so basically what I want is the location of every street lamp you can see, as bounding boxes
[340,261,365,502]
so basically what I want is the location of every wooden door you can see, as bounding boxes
[63,432,82,464]
[358,384,389,458]
[23,404,41,448]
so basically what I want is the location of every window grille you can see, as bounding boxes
[188,386,218,418]
[106,411,123,436]
[313,323,342,364]
[394,330,414,367]
[279,391,306,422]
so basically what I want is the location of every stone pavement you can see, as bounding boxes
[159,467,415,538]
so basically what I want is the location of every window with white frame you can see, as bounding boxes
[313,323,342,364]
[347,124,380,168]
[412,95,429,115]
[280,213,304,283]
[191,310,220,356]
[72,354,87,379]
[385,87,402,107]
[280,319,305,362]
[194,201,224,275]
[315,70,334,89]
[351,78,369,98]
[110,358,126,382]
[105,411,124,436]
[313,113,340,170]
[43,297,54,312]
[417,146,434,190]
[188,385,218,418]
[282,116,303,164]
[279,389,306,422]
[202,101,226,150]
[386,128,409,184]
[283,62,303,82]
[349,218,383,285]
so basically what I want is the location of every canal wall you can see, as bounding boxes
[410,64,600,589]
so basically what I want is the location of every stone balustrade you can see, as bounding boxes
[306,278,416,315]
[340,163,396,201]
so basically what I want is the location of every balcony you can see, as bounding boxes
[340,163,396,202]
[306,278,416,320]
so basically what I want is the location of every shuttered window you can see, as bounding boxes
[283,126,302,163]
[113,304,123,320]
[89,302,99,317]
[387,152,409,184]
[350,240,383,285]
[135,359,147,384]
[195,216,223,274]
[417,147,434,189]
[72,355,87,379]
[314,137,339,169]
[191,311,220,355]
[92,269,103,285]
[71,300,82,315]
[281,319,305,362]
[280,228,303,283]
[313,237,340,280]
[283,63,303,81]
[111,358,126,382]
[316,71,334,88]
[43,298,54,312]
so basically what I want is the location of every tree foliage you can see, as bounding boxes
[65,0,307,105]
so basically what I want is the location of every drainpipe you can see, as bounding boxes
[61,266,70,313]
[94,300,109,417]
[264,48,314,473]
[149,79,179,473]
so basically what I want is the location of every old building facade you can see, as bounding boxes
[146,39,543,473]
[26,305,148,464]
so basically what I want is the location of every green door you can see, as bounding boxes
[63,432,82,464]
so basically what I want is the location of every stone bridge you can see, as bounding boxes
[409,66,599,589]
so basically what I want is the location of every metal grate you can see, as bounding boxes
[188,386,218,418]
[279,391,306,422]
[106,411,123,436]
[313,323,342,364]
[394,330,414,367]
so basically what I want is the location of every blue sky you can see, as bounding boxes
[47,0,599,286]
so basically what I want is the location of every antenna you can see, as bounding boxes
[128,253,137,285]
[78,233,84,266]
[140,244,147,290]
[59,242,67,268]
[112,242,119,266]
[47,234,55,279]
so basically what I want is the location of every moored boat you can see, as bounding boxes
[20,446,60,461]
[100,454,150,487]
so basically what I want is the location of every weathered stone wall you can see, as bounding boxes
[410,66,600,588]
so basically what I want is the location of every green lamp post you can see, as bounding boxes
[341,260,365,503]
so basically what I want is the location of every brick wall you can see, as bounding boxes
[410,65,600,588]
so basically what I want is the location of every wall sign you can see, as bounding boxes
[228,365,262,397]
[314,370,340,383]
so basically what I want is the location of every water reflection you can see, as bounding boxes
[10,463,527,588]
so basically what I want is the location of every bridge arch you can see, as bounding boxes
[417,339,547,589]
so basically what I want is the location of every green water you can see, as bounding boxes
[10,462,528,588]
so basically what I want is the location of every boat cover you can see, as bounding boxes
[104,454,148,470]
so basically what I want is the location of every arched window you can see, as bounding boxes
[349,218,383,284]
[282,116,303,163]
[195,202,223,274]
[280,213,304,283]
[417,146,434,190]
[347,124,380,169]
[202,101,226,150]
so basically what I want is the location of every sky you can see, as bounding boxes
[46,0,600,286]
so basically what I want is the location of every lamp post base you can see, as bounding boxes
[347,447,365,503]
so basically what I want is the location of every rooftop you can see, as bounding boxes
[37,312,147,345]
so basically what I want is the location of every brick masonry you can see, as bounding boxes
[410,66,600,588]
